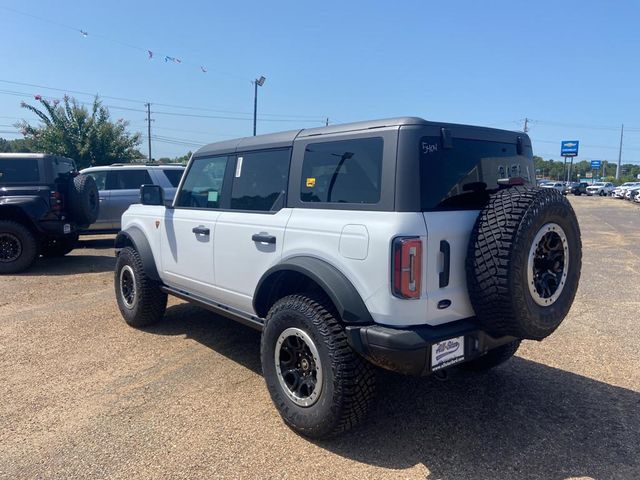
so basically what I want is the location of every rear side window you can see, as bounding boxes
[231,149,290,211]
[420,136,533,210]
[52,158,76,177]
[107,170,153,190]
[162,169,184,187]
[300,137,383,204]
[0,159,40,183]
[176,156,229,209]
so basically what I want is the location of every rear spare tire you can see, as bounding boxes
[68,174,99,226]
[467,186,581,340]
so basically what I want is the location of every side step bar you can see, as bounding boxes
[161,285,265,331]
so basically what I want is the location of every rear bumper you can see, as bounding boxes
[345,319,516,376]
[37,219,79,236]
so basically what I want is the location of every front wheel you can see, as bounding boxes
[261,294,375,438]
[115,246,167,327]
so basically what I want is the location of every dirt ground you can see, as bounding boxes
[1,196,639,480]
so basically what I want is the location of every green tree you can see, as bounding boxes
[16,95,143,168]
[0,137,35,153]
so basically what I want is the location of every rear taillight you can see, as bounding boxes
[50,191,63,214]
[392,237,422,299]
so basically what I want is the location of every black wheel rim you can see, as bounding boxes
[119,265,137,309]
[0,233,22,263]
[527,223,569,306]
[275,327,323,407]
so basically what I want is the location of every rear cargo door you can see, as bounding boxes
[418,131,534,324]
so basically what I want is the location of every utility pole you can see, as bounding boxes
[145,103,152,161]
[616,124,624,180]
[523,117,529,133]
[326,117,329,126]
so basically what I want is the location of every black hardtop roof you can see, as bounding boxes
[193,117,528,157]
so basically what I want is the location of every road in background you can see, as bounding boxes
[1,196,639,479]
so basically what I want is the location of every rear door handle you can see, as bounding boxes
[439,240,450,288]
[252,233,276,244]
[192,226,210,236]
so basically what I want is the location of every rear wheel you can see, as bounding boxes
[115,246,167,327]
[261,293,375,438]
[0,220,38,274]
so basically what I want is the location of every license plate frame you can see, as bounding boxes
[431,336,465,371]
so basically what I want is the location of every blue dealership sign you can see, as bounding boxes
[591,160,602,169]
[561,140,579,157]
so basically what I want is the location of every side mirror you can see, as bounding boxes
[140,184,165,206]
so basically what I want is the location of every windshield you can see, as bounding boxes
[420,136,533,210]
[593,182,605,186]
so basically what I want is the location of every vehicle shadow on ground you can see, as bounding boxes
[76,237,115,250]
[20,254,115,276]
[149,304,640,480]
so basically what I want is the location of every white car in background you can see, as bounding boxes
[540,181,565,191]
[612,182,640,198]
[586,182,614,196]
[625,185,640,201]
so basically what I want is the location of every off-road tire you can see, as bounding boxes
[467,186,581,340]
[68,174,99,226]
[261,293,376,439]
[0,220,38,274]
[461,340,521,372]
[115,246,167,327]
[41,233,78,257]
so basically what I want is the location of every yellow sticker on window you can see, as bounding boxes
[306,177,316,188]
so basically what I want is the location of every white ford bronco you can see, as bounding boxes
[114,117,581,438]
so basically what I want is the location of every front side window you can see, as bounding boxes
[107,170,153,190]
[300,137,383,204]
[230,149,290,211]
[176,156,229,209]
[0,159,40,183]
[86,171,107,191]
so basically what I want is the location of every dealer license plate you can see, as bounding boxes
[431,336,465,371]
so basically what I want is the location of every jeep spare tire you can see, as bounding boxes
[68,174,99,226]
[466,186,581,340]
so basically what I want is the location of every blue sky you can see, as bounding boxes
[1,0,639,162]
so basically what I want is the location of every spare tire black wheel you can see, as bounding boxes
[467,186,581,341]
[68,174,99,226]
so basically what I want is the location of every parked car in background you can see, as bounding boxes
[0,153,99,272]
[563,182,588,196]
[540,181,565,191]
[625,185,640,201]
[612,182,640,199]
[81,164,185,233]
[586,182,614,196]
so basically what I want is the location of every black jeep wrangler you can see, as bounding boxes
[0,153,99,273]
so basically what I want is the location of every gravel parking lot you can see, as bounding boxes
[1,196,639,480]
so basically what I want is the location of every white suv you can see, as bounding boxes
[113,117,582,438]
[586,182,614,196]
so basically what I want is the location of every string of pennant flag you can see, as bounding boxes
[0,6,237,80]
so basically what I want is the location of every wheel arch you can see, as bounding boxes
[115,227,160,281]
[253,256,373,324]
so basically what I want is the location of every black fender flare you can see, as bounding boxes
[253,256,373,324]
[114,226,160,281]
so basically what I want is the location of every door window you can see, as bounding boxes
[230,149,290,212]
[175,156,229,209]
[300,138,383,204]
[107,170,153,190]
[86,171,108,191]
